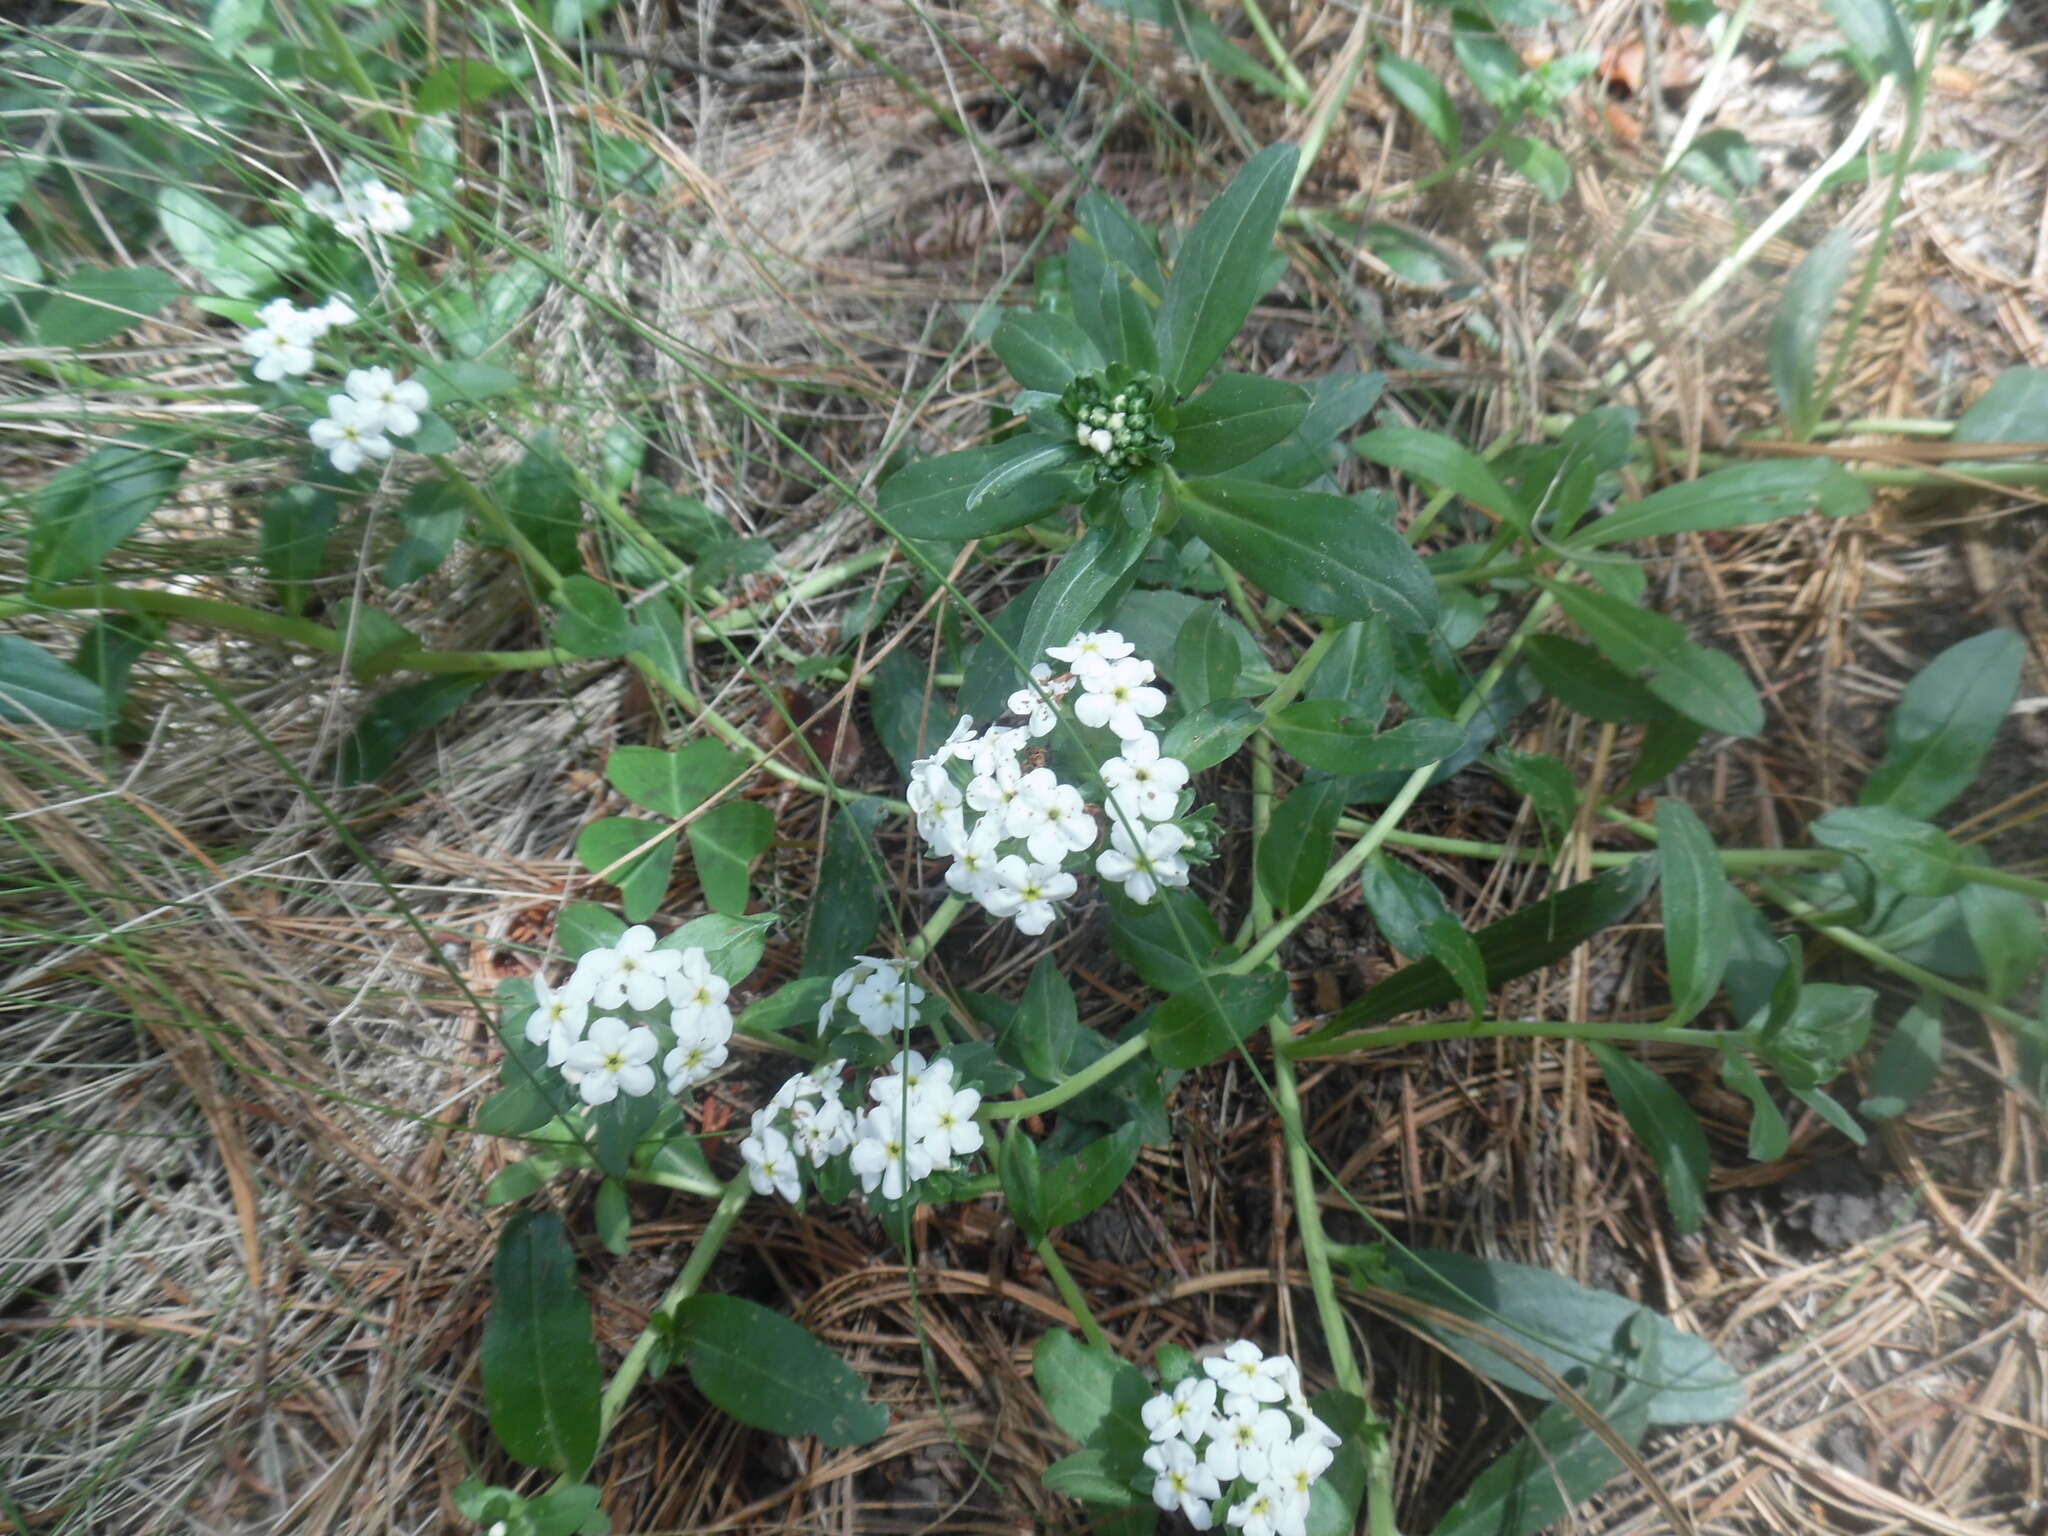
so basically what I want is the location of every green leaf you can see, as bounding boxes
[1357,426,1528,534]
[1545,580,1762,738]
[658,912,776,982]
[1010,956,1080,1082]
[498,440,584,576]
[71,612,154,722]
[1756,983,1874,1091]
[382,477,467,588]
[206,0,267,54]
[157,186,280,298]
[418,358,522,404]
[1769,230,1856,437]
[877,441,1081,539]
[551,576,651,658]
[1313,859,1659,1036]
[1171,374,1310,477]
[0,636,111,733]
[1809,806,1963,896]
[687,800,774,915]
[1108,886,1227,993]
[1039,1123,1143,1231]
[1960,882,2044,1001]
[1148,972,1289,1069]
[1591,1044,1710,1233]
[1077,190,1164,298]
[1173,605,1241,711]
[558,902,628,958]
[1033,1329,1152,1452]
[474,1079,556,1138]
[1376,54,1460,152]
[1859,629,2023,818]
[1490,748,1578,847]
[607,740,737,818]
[1720,1051,1789,1160]
[1573,459,1868,547]
[575,818,678,922]
[1523,634,1673,723]
[1000,1129,1047,1243]
[1112,589,1268,685]
[1159,695,1263,772]
[1953,367,2048,446]
[1173,478,1438,631]
[1358,854,1455,959]
[1654,800,1732,1026]
[803,798,884,975]
[1268,703,1464,776]
[1090,0,1297,98]
[1234,370,1388,486]
[1155,144,1299,394]
[868,648,936,779]
[29,429,184,584]
[1039,1449,1139,1506]
[416,57,520,113]
[594,1178,631,1256]
[338,676,485,783]
[1823,0,1916,80]
[1859,1001,1943,1120]
[24,265,181,347]
[1018,516,1153,674]
[1359,1247,1745,1423]
[1500,136,1571,201]
[1427,1358,1651,1536]
[669,1294,887,1446]
[992,309,1104,392]
[482,1212,602,1477]
[1258,778,1348,913]
[262,483,337,612]
[965,439,1079,514]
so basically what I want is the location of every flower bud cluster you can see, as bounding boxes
[520,925,736,1107]
[1140,1342,1342,1536]
[1061,367,1174,483]
[908,630,1199,935]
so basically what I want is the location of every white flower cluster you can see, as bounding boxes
[521,926,735,1106]
[309,366,430,472]
[741,1047,984,1205]
[239,294,356,382]
[304,177,414,239]
[907,630,1196,935]
[815,954,926,1037]
[1140,1342,1342,1536]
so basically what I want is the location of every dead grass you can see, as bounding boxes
[3,0,2046,1531]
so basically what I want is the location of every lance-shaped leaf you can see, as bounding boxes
[482,1212,602,1476]
[877,440,1082,539]
[992,309,1104,392]
[1172,374,1310,477]
[1544,580,1762,738]
[669,1294,887,1446]
[1155,143,1299,393]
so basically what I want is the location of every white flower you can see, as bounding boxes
[790,1094,855,1166]
[1020,779,1096,864]
[315,294,357,331]
[1006,663,1072,737]
[868,1050,949,1105]
[590,925,683,1012]
[358,180,413,235]
[303,182,350,226]
[344,366,429,437]
[1223,1480,1286,1536]
[1047,630,1134,678]
[662,1014,730,1094]
[1205,1339,1294,1407]
[1143,1438,1221,1529]
[524,971,593,1065]
[849,1105,933,1200]
[1000,767,1064,844]
[1096,820,1190,905]
[915,1083,983,1166]
[564,1016,658,1105]
[1270,1435,1334,1514]
[931,715,978,764]
[308,394,394,472]
[741,1126,802,1203]
[908,761,964,820]
[967,723,1031,779]
[1101,731,1190,823]
[1203,1403,1292,1484]
[1143,1377,1219,1444]
[667,947,732,1033]
[1295,1406,1343,1451]
[848,967,925,1036]
[978,855,1075,936]
[242,323,316,382]
[944,815,1005,899]
[1075,658,1167,740]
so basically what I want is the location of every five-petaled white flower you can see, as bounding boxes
[849,1104,932,1200]
[1047,629,1134,677]
[308,395,394,473]
[588,925,683,1012]
[1101,730,1191,824]
[980,856,1076,936]
[565,1016,658,1105]
[741,1126,802,1203]
[1096,820,1191,905]
[524,971,593,1065]
[1143,1377,1219,1444]
[344,366,429,437]
[1203,1403,1292,1483]
[242,322,316,382]
[662,1014,729,1094]
[1075,657,1167,740]
[667,947,732,1032]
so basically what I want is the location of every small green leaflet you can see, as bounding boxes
[0,635,111,733]
[338,676,486,783]
[29,429,185,585]
[1859,628,2023,819]
[1768,230,1856,439]
[1591,1043,1711,1234]
[575,818,677,921]
[1653,799,1732,1027]
[688,800,774,915]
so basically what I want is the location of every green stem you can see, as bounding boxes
[1355,823,1838,873]
[1035,1235,1112,1352]
[597,1170,751,1437]
[1238,0,1313,100]
[295,0,413,162]
[904,896,966,963]
[1398,116,1521,200]
[1260,624,1340,719]
[1286,1016,1728,1060]
[982,1032,1150,1122]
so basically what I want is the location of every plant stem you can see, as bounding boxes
[981,1032,1150,1122]
[1286,1016,1729,1060]
[1260,624,1340,718]
[1353,822,1837,872]
[1034,1235,1112,1352]
[597,1170,751,1437]
[904,896,966,963]
[1238,0,1313,100]
[626,1164,727,1198]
